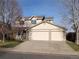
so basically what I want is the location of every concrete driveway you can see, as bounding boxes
[13,40,78,55]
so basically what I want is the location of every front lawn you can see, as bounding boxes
[67,41,79,51]
[0,40,23,48]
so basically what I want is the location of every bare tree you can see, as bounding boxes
[0,0,22,43]
[62,0,79,44]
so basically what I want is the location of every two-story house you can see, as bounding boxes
[14,16,66,41]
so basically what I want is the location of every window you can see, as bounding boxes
[31,20,36,24]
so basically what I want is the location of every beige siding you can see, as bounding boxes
[32,23,64,31]
[37,20,42,24]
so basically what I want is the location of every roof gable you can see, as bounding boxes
[30,21,66,31]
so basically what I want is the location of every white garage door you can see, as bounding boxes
[31,31,49,41]
[51,32,64,41]
[31,31,64,41]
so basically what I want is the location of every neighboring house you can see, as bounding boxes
[14,16,66,41]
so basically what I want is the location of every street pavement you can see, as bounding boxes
[0,51,79,59]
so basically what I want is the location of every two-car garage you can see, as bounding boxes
[30,22,66,41]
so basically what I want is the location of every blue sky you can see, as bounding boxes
[18,0,64,25]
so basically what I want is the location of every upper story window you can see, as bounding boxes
[31,20,36,24]
[31,18,37,24]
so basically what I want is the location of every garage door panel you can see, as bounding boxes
[31,32,49,41]
[51,32,64,41]
[31,30,64,41]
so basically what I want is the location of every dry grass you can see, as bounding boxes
[0,40,23,48]
[67,41,79,51]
